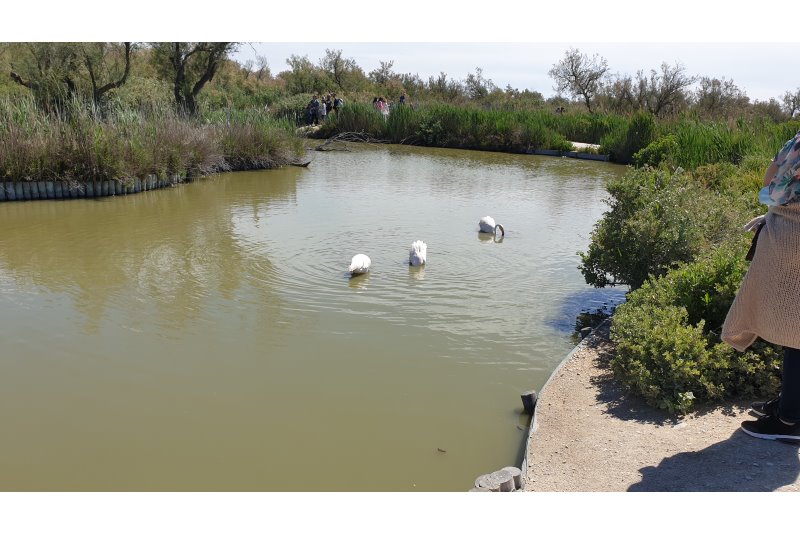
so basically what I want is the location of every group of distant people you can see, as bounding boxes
[306,93,344,126]
[372,93,408,119]
[304,92,414,126]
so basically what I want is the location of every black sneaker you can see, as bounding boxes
[741,414,800,441]
[751,397,779,418]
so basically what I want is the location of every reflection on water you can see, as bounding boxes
[408,266,425,282]
[477,231,496,243]
[0,144,625,490]
[348,273,370,290]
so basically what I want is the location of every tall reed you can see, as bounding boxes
[0,96,303,183]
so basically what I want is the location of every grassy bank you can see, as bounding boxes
[307,100,799,171]
[0,97,304,184]
[314,102,607,152]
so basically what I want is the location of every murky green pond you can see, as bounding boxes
[0,144,625,490]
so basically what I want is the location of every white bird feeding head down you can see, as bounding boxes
[479,216,505,237]
[409,240,427,266]
[348,254,371,276]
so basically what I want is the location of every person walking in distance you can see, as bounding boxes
[722,130,800,441]
[332,93,343,116]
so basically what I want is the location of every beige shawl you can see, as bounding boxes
[722,202,800,351]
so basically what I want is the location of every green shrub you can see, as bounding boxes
[579,166,750,290]
[633,134,678,168]
[610,244,781,413]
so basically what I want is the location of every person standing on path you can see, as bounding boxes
[722,130,800,441]
[310,95,320,125]
[319,95,327,122]
[332,93,343,116]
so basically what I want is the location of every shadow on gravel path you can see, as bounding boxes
[591,322,800,491]
[629,434,800,491]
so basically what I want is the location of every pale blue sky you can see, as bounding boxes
[9,1,799,102]
[235,42,800,103]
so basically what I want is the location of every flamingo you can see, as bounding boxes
[479,216,505,237]
[348,254,371,276]
[409,240,427,266]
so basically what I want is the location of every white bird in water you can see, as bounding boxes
[479,216,505,237]
[348,254,371,276]
[409,240,427,266]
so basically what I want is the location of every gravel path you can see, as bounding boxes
[523,321,800,491]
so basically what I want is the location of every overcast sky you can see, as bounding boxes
[234,42,800,102]
[6,1,799,103]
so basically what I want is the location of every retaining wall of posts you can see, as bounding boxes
[0,176,195,202]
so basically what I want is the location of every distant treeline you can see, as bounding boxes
[313,101,799,170]
[1,42,799,183]
[2,43,799,121]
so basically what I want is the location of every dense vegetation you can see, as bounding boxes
[1,42,798,182]
[580,138,798,413]
[1,42,799,413]
[0,43,304,184]
[0,97,303,184]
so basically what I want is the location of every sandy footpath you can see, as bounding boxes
[523,321,800,492]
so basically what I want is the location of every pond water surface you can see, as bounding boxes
[0,144,625,490]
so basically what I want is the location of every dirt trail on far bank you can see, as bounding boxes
[523,321,800,492]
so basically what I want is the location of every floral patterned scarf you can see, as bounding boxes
[760,130,800,206]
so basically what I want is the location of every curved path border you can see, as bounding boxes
[519,318,610,489]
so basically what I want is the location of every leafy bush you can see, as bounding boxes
[610,244,781,413]
[633,134,678,168]
[579,166,749,290]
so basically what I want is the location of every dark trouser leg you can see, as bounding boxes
[779,346,800,422]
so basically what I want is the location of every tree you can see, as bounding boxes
[80,42,133,106]
[254,55,271,81]
[641,62,694,117]
[782,88,800,117]
[464,67,496,100]
[752,98,786,123]
[692,76,749,119]
[8,42,135,109]
[426,72,464,101]
[368,60,396,85]
[398,72,424,98]
[548,48,608,113]
[281,54,324,94]
[601,75,629,113]
[319,49,364,91]
[150,42,238,115]
[8,42,82,109]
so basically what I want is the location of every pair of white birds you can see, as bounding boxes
[348,216,504,276]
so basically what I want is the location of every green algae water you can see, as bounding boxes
[0,144,625,490]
